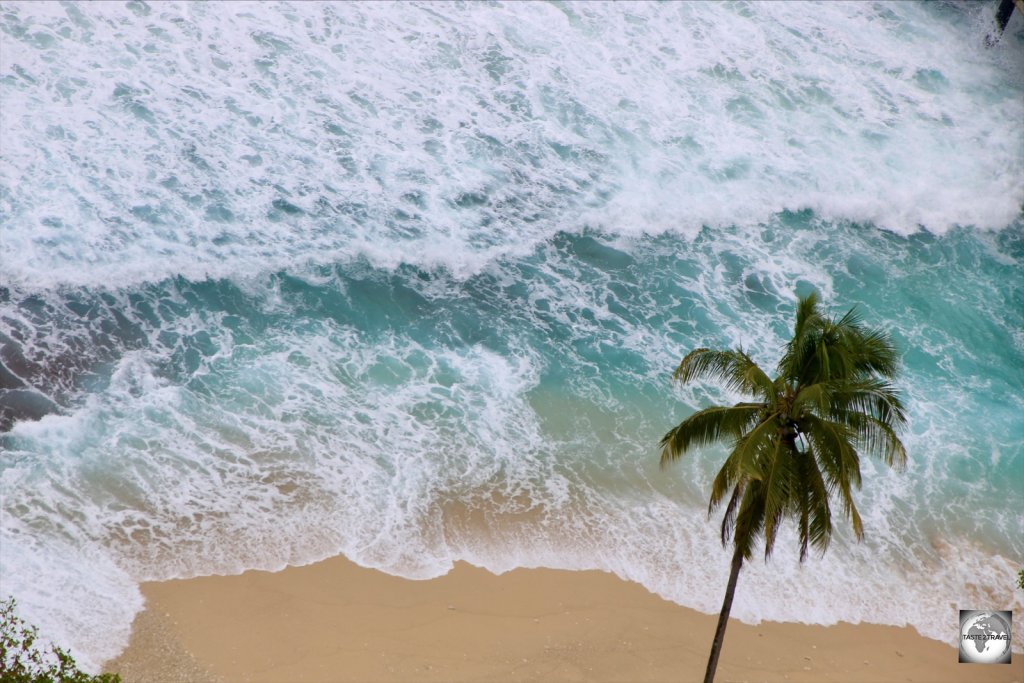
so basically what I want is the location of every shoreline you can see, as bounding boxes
[104,554,1020,683]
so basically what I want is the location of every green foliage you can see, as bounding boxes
[661,292,908,562]
[0,597,120,683]
[662,293,908,683]
[1018,569,1024,591]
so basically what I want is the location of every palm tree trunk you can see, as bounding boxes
[703,543,745,683]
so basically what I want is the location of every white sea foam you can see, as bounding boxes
[3,224,1022,669]
[1,320,554,663]
[1,1,1021,291]
[2,0,1023,672]
[0,530,141,673]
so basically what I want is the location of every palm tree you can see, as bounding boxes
[660,293,908,683]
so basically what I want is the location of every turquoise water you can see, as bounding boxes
[1,1,1022,670]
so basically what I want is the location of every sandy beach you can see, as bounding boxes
[104,555,1021,683]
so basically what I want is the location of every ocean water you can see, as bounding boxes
[1,0,1022,671]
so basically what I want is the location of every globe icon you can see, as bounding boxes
[959,611,1012,664]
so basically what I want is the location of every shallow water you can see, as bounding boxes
[1,1,1022,670]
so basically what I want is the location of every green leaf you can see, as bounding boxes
[660,292,907,570]
[659,403,764,466]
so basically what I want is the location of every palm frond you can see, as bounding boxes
[793,292,823,346]
[718,483,745,546]
[799,413,862,491]
[794,448,833,561]
[777,292,824,381]
[839,326,900,379]
[760,436,795,559]
[792,382,832,416]
[828,379,908,428]
[801,414,865,538]
[709,451,743,512]
[660,293,908,570]
[706,412,776,510]
[833,305,864,330]
[849,496,864,540]
[732,482,768,561]
[781,296,901,387]
[659,403,764,467]
[673,348,776,402]
[830,408,908,470]
[728,413,783,481]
